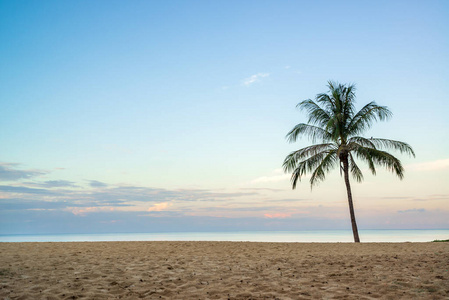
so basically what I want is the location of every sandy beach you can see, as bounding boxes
[0,241,448,299]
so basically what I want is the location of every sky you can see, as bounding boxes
[1,0,448,234]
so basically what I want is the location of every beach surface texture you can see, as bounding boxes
[0,241,448,299]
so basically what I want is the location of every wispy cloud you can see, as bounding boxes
[397,208,426,213]
[69,206,116,216]
[0,199,82,210]
[239,188,282,192]
[242,73,269,86]
[88,180,108,188]
[0,163,47,181]
[0,185,56,195]
[266,198,309,203]
[31,180,77,188]
[382,194,449,202]
[0,180,260,214]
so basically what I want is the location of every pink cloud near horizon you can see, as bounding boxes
[264,213,293,219]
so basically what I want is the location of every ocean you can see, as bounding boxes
[1,230,448,243]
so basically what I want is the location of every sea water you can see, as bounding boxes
[1,230,448,243]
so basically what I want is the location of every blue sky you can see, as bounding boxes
[1,0,448,234]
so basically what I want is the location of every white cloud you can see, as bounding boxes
[251,169,290,184]
[251,174,290,184]
[242,73,269,86]
[148,202,172,212]
[406,159,449,171]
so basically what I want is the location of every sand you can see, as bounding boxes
[0,241,448,299]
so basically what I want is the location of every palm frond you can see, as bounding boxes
[317,82,357,143]
[288,149,337,189]
[309,149,338,186]
[347,101,392,136]
[348,136,376,149]
[296,99,330,127]
[316,92,335,113]
[350,143,377,175]
[367,138,415,157]
[282,143,336,172]
[353,146,405,179]
[348,153,364,182]
[342,84,356,126]
[289,152,327,189]
[286,123,332,143]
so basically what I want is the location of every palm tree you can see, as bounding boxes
[283,81,415,242]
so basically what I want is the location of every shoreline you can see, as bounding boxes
[0,240,444,244]
[1,241,448,299]
[2,229,448,243]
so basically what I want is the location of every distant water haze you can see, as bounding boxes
[2,230,448,243]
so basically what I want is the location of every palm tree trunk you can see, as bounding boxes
[342,157,360,243]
